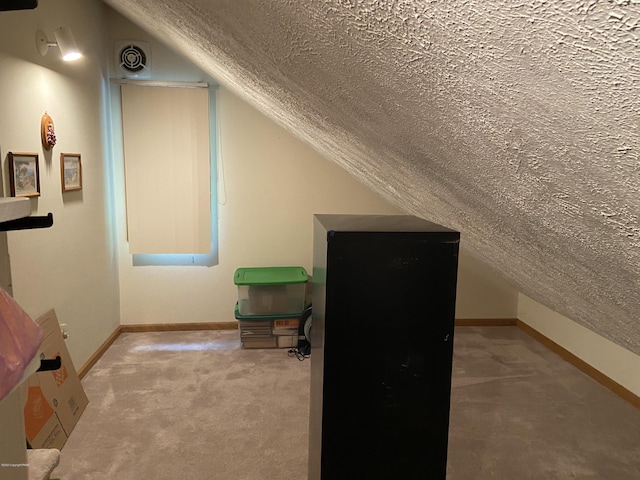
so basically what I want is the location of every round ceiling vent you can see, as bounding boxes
[119,44,146,73]
[115,41,151,78]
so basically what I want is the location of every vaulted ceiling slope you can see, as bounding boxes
[104,0,640,354]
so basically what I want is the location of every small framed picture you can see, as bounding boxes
[61,153,82,192]
[8,152,40,197]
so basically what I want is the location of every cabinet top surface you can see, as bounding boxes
[314,214,459,238]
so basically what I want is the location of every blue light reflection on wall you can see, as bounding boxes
[100,77,119,257]
[132,251,217,267]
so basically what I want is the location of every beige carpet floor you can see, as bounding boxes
[50,327,640,479]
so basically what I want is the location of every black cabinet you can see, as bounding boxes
[309,214,460,479]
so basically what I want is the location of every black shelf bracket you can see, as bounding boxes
[0,212,53,232]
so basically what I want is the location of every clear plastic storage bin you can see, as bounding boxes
[234,303,300,349]
[234,266,308,316]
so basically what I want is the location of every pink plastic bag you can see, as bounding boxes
[0,288,43,401]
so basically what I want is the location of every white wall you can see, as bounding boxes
[518,294,640,397]
[455,248,518,319]
[0,0,120,368]
[116,83,407,324]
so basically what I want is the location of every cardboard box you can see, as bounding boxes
[21,309,88,449]
[22,380,68,449]
[273,318,299,335]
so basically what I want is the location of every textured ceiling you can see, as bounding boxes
[104,0,639,354]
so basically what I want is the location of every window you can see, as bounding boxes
[118,82,217,266]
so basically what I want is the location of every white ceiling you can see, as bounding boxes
[104,0,640,354]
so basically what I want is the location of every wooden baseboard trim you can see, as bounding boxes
[78,325,123,379]
[78,322,237,378]
[516,320,640,410]
[120,322,238,333]
[455,318,518,327]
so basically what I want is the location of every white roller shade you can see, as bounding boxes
[121,84,211,254]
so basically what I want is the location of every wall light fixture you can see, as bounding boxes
[35,27,82,62]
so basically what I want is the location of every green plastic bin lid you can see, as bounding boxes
[233,266,308,286]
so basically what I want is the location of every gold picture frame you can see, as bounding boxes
[8,152,40,197]
[61,153,82,192]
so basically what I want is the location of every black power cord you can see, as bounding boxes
[288,305,312,361]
